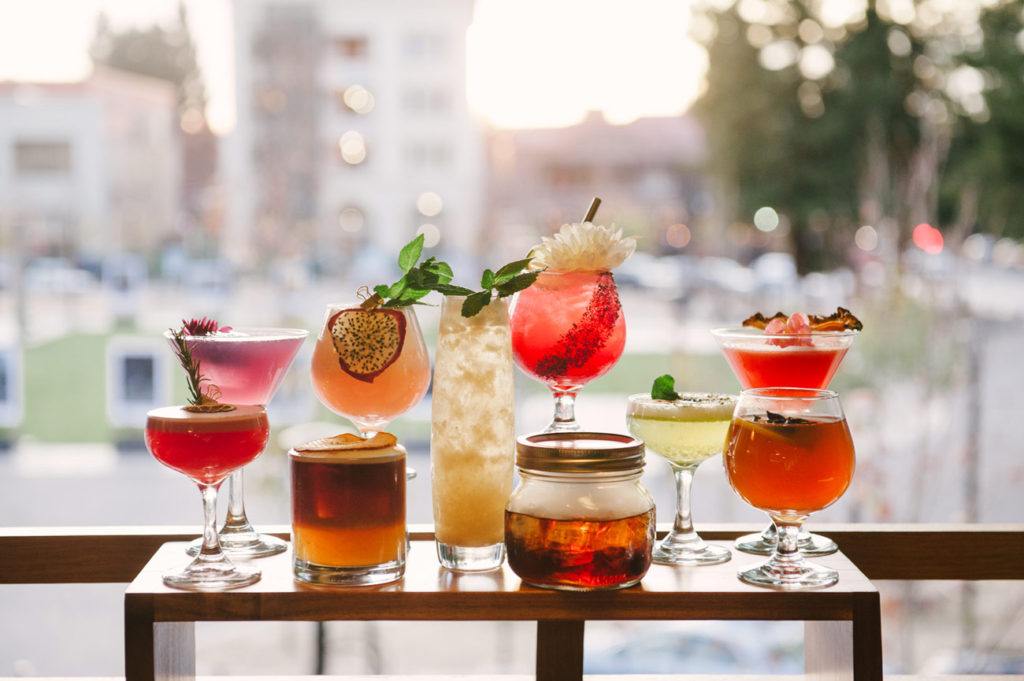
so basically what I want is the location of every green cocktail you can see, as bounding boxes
[627,392,736,566]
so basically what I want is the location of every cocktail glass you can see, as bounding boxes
[166,327,308,558]
[711,327,857,556]
[627,393,735,566]
[510,271,626,432]
[310,303,431,436]
[431,295,515,571]
[723,388,855,589]
[145,405,269,590]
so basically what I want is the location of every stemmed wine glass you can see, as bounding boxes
[310,303,431,437]
[145,405,269,590]
[510,271,626,432]
[712,326,857,556]
[723,388,855,589]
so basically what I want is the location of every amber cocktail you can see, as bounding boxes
[724,388,854,589]
[290,432,406,585]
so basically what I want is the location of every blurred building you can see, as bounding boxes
[0,67,180,256]
[227,0,483,270]
[486,111,708,256]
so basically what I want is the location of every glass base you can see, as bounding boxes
[523,576,644,592]
[187,530,288,558]
[543,419,581,433]
[734,528,838,557]
[436,541,504,572]
[162,557,260,591]
[653,538,731,566]
[738,560,838,590]
[294,557,404,586]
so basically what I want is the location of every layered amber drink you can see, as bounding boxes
[290,432,406,586]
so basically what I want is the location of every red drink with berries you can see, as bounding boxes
[512,271,625,390]
[146,405,270,485]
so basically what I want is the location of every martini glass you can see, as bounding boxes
[510,271,626,432]
[166,327,308,558]
[711,327,857,556]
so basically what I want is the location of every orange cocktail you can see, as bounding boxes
[725,414,854,519]
[311,303,430,434]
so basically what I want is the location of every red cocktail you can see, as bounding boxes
[145,405,270,591]
[511,271,625,431]
[146,405,270,484]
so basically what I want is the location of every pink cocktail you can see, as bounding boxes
[165,326,307,557]
[511,271,626,431]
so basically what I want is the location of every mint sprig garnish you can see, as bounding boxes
[459,257,541,317]
[370,234,457,308]
[651,374,682,401]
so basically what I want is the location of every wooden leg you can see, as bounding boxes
[536,620,584,681]
[805,593,882,681]
[125,595,195,681]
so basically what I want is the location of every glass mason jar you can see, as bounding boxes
[431,295,515,571]
[505,432,655,591]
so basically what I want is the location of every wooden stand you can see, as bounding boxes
[124,540,881,681]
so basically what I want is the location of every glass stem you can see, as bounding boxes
[221,469,250,532]
[668,465,701,545]
[761,521,778,543]
[769,520,805,572]
[548,390,579,432]
[198,483,224,561]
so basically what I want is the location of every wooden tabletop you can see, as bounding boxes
[126,540,876,623]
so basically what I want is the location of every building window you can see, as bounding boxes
[402,87,451,115]
[404,32,446,58]
[122,356,155,402]
[14,140,71,175]
[335,35,368,58]
[405,142,451,169]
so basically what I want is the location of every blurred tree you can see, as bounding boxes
[90,1,217,232]
[90,1,207,122]
[693,0,1023,271]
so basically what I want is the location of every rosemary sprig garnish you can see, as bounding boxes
[169,328,209,407]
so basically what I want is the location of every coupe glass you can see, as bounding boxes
[510,271,626,432]
[627,393,735,566]
[169,327,308,558]
[310,303,431,437]
[711,327,857,556]
[145,405,269,590]
[724,388,855,589]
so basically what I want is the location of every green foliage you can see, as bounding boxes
[373,235,458,308]
[458,258,540,317]
[650,374,682,401]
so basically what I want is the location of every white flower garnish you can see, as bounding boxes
[529,222,636,273]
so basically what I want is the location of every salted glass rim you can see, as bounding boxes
[740,387,839,401]
[710,326,859,340]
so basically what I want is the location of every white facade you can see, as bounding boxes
[0,68,180,256]
[227,0,483,269]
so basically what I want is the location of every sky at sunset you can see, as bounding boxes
[0,0,706,133]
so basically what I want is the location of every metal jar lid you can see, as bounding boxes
[515,431,645,473]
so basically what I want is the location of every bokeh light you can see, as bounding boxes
[754,206,780,232]
[416,191,444,217]
[666,223,691,248]
[416,223,441,248]
[855,225,878,251]
[339,131,367,165]
[912,223,944,254]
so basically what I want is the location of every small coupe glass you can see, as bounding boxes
[723,388,855,589]
[510,270,626,432]
[145,405,269,590]
[712,326,857,557]
[627,392,735,566]
[310,303,431,437]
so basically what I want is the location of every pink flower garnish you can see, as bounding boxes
[180,317,232,336]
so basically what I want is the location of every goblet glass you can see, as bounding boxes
[724,388,855,589]
[510,271,626,432]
